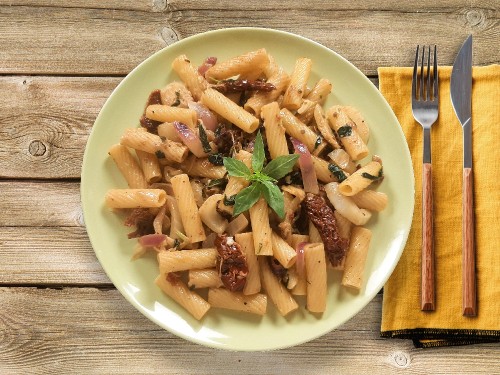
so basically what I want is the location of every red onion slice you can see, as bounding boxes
[295,242,307,277]
[138,234,167,248]
[173,121,208,158]
[187,101,218,131]
[291,137,319,194]
[198,56,217,77]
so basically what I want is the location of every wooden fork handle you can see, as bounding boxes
[421,163,435,311]
[463,167,477,316]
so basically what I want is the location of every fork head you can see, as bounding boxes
[411,45,439,129]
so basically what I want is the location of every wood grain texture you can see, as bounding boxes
[0,226,109,285]
[0,0,166,11]
[421,163,435,311]
[0,76,379,180]
[0,181,82,227]
[462,167,476,316]
[1,289,499,374]
[0,3,498,75]
[0,76,120,178]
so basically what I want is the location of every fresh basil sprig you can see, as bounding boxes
[223,132,299,219]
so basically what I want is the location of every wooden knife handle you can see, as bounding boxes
[463,167,477,316]
[421,163,435,311]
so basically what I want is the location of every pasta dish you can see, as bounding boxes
[104,49,388,320]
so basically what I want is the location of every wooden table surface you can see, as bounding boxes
[1,1,499,373]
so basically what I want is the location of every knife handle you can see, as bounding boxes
[421,163,435,311]
[463,167,476,317]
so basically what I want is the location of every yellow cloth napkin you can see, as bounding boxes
[379,65,500,348]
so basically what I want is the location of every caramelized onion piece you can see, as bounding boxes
[173,121,208,158]
[291,137,319,194]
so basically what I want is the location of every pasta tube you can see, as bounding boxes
[108,144,148,189]
[201,88,259,133]
[305,243,327,313]
[105,189,166,208]
[342,227,372,290]
[155,274,210,320]
[338,161,382,196]
[188,269,223,289]
[282,57,312,110]
[171,54,208,100]
[235,232,261,295]
[205,48,269,80]
[170,174,206,242]
[261,102,288,159]
[208,288,267,316]
[249,198,273,256]
[259,256,298,316]
[157,248,217,274]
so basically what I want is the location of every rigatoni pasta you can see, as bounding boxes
[104,48,388,321]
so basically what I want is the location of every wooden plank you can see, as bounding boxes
[0,76,120,179]
[0,290,498,374]
[0,76,378,179]
[166,0,496,11]
[0,6,169,75]
[0,181,82,227]
[0,5,498,76]
[0,227,110,285]
[0,0,164,11]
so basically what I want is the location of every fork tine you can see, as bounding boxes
[419,46,425,100]
[412,45,419,99]
[426,46,431,101]
[433,45,438,100]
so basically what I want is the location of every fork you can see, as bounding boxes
[412,45,439,311]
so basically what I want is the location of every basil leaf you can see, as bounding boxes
[198,123,212,153]
[233,183,262,217]
[262,154,299,180]
[252,132,265,173]
[223,157,251,178]
[261,180,285,219]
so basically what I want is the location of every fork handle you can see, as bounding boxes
[463,167,476,316]
[421,162,435,311]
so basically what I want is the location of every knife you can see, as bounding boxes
[450,34,476,317]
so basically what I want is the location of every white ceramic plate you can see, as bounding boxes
[81,27,414,351]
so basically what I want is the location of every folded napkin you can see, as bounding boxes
[379,65,500,348]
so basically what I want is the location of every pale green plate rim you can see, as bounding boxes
[81,27,415,351]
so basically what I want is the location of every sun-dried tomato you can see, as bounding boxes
[214,234,248,292]
[304,193,349,267]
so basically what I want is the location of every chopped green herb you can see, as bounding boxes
[198,123,212,154]
[173,239,181,249]
[328,163,347,182]
[208,153,224,166]
[214,125,223,137]
[314,135,323,150]
[337,125,352,138]
[223,194,236,206]
[362,172,380,180]
[171,91,181,107]
[155,150,165,159]
[379,168,384,178]
[206,178,227,188]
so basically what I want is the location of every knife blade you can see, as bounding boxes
[450,34,476,317]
